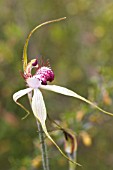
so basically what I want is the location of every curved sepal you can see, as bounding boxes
[40,85,113,116]
[13,88,32,102]
[13,88,33,119]
[23,17,66,71]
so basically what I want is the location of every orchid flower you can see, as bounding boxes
[63,129,77,170]
[13,17,113,166]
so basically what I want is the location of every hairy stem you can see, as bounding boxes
[37,121,50,170]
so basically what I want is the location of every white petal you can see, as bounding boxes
[31,88,81,166]
[13,88,32,102]
[28,91,32,104]
[31,89,47,123]
[40,85,79,97]
[40,85,113,116]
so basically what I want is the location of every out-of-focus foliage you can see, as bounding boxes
[0,0,113,169]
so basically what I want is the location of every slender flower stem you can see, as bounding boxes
[37,121,50,170]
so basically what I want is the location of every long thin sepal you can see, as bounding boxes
[41,123,81,167]
[15,101,31,120]
[40,85,113,116]
[23,17,66,71]
[31,89,81,166]
[47,114,78,168]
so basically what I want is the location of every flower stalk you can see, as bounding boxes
[37,121,49,170]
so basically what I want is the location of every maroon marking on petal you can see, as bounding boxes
[41,81,47,85]
[32,59,38,66]
[63,130,75,154]
[35,65,54,85]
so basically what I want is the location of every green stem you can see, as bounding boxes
[37,121,50,170]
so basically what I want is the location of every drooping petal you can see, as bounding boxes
[13,88,33,102]
[31,89,81,166]
[13,88,33,119]
[63,129,77,157]
[31,89,47,122]
[63,129,77,170]
[40,85,113,116]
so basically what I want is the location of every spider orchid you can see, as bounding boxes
[13,17,113,166]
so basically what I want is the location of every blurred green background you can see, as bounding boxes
[1,0,113,169]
